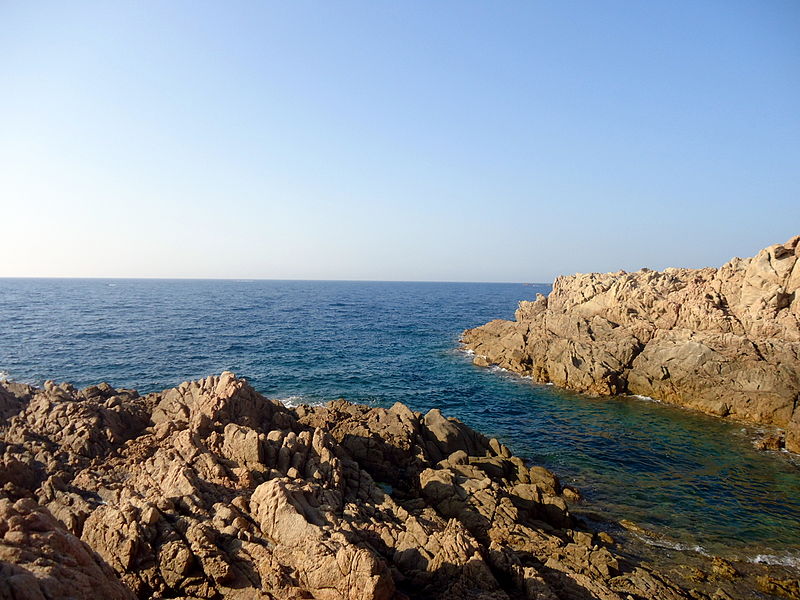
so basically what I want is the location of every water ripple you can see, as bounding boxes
[0,277,798,561]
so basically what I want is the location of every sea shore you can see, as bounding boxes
[463,237,800,452]
[1,373,798,599]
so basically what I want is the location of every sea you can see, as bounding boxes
[1,278,798,569]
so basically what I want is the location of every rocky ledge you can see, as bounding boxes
[462,237,800,452]
[2,373,788,599]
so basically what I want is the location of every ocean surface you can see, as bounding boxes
[1,278,799,567]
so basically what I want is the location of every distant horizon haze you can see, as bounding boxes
[2,229,793,285]
[2,2,798,281]
[0,276,543,284]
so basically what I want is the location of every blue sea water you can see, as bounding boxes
[1,278,798,566]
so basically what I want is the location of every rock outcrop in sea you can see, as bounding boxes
[1,373,769,599]
[462,237,800,452]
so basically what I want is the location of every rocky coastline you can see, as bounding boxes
[462,237,800,452]
[2,373,796,599]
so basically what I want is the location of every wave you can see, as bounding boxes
[0,370,10,381]
[631,532,709,556]
[74,331,124,340]
[631,532,800,572]
[750,552,800,569]
[630,394,660,403]
[273,395,325,409]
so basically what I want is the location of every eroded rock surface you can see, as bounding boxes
[462,237,800,451]
[0,373,724,599]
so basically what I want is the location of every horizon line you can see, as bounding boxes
[0,275,551,285]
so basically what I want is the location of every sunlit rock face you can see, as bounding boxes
[463,237,800,451]
[0,373,698,599]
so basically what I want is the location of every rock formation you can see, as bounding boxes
[0,373,760,599]
[462,237,800,451]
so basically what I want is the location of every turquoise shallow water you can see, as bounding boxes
[1,278,798,565]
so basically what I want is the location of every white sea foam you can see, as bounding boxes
[632,533,708,556]
[274,395,325,409]
[275,395,304,408]
[650,539,708,556]
[462,348,475,355]
[546,382,554,386]
[0,370,10,381]
[750,553,800,569]
[630,394,660,403]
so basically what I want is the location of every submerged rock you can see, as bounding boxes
[0,373,721,599]
[462,237,800,451]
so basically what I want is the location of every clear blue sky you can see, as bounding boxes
[2,1,798,281]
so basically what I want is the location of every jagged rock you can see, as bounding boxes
[756,575,800,600]
[0,374,751,599]
[753,432,784,452]
[462,237,800,451]
[0,497,134,600]
[710,557,738,580]
[0,382,33,422]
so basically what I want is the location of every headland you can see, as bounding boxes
[463,237,800,452]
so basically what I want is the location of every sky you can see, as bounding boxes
[1,2,799,282]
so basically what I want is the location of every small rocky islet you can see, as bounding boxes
[463,236,800,452]
[0,373,798,600]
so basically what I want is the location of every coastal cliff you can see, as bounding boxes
[462,237,800,451]
[0,373,774,600]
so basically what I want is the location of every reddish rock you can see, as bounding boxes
[462,237,800,451]
[0,374,715,599]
